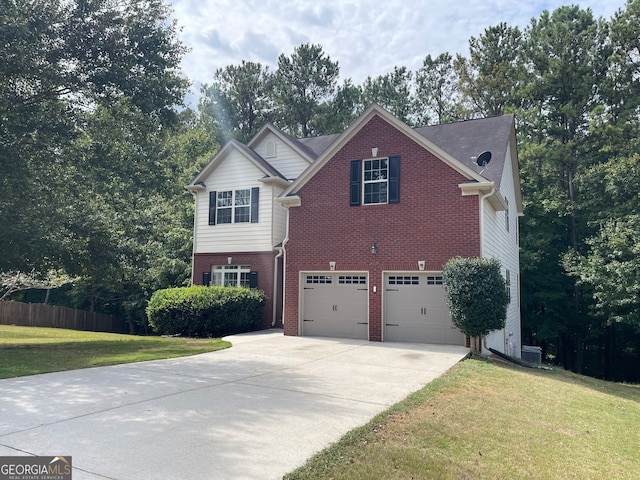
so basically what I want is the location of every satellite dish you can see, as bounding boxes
[475,151,492,167]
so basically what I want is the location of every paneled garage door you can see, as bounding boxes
[301,273,368,339]
[384,273,465,345]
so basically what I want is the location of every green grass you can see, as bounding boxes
[0,325,231,378]
[285,357,640,480]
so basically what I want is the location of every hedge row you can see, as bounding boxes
[146,286,266,337]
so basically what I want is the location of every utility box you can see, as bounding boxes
[521,345,542,364]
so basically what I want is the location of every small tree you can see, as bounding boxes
[442,257,509,354]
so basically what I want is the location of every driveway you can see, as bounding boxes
[0,330,469,480]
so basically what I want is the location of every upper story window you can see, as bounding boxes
[363,159,388,204]
[208,187,259,225]
[350,156,400,206]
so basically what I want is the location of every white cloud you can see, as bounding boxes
[171,0,626,92]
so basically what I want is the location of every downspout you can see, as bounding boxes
[272,246,284,327]
[479,186,495,355]
[279,205,292,328]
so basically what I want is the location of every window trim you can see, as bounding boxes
[363,157,389,205]
[350,156,400,206]
[208,187,259,225]
[212,265,251,287]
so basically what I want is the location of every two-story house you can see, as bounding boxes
[187,104,522,355]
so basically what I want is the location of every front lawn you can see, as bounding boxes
[0,325,230,378]
[285,357,640,480]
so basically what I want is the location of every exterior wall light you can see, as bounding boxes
[329,261,336,271]
[418,261,426,271]
[371,242,377,254]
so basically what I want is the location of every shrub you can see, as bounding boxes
[146,286,266,337]
[442,257,508,353]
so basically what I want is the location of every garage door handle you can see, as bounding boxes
[303,287,314,290]
[357,322,368,325]
[303,319,314,322]
[357,288,367,291]
[386,288,399,292]
[386,323,399,327]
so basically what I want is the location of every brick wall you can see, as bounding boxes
[193,251,281,329]
[283,115,480,339]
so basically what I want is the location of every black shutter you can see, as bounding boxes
[250,187,259,223]
[350,160,361,206]
[388,156,400,204]
[202,272,211,286]
[208,191,217,225]
[249,271,258,288]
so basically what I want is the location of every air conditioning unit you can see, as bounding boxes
[521,345,542,364]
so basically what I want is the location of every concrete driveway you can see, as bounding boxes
[0,330,469,480]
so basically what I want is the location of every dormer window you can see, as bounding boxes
[266,140,276,158]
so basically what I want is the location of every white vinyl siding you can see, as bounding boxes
[272,185,288,246]
[482,140,521,357]
[194,149,274,253]
[253,132,310,180]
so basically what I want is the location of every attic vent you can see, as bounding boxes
[266,140,276,158]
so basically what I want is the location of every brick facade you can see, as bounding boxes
[283,115,481,340]
[194,251,282,329]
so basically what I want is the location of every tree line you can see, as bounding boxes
[2,0,639,380]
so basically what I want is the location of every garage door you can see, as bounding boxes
[384,273,465,345]
[302,273,368,339]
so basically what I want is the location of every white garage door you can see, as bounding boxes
[384,273,465,345]
[301,273,368,339]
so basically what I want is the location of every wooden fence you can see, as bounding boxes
[0,301,129,334]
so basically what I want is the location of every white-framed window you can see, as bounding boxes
[363,158,388,204]
[215,188,253,224]
[213,265,251,287]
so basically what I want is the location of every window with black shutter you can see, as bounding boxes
[350,156,400,205]
[208,188,259,224]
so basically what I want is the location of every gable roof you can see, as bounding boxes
[248,123,319,163]
[415,113,522,214]
[297,133,341,157]
[414,114,514,190]
[281,104,493,198]
[186,139,286,190]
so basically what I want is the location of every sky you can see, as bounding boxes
[169,0,627,103]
